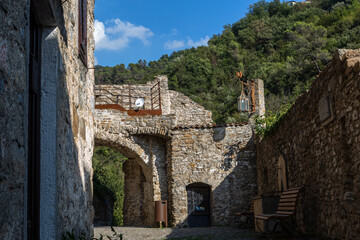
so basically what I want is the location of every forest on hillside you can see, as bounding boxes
[95,0,360,123]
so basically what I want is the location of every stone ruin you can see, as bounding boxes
[94,76,265,227]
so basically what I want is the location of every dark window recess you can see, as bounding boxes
[78,0,87,66]
[28,8,41,240]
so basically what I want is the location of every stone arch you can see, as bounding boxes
[94,130,155,226]
[95,129,152,168]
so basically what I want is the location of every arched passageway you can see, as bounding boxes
[93,129,168,227]
[92,143,155,227]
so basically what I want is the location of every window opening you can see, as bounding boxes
[78,0,87,66]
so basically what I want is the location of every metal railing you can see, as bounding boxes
[95,81,162,111]
[150,81,161,110]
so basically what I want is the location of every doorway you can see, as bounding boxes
[186,183,211,227]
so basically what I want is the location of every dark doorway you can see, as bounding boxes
[27,7,41,240]
[186,183,211,227]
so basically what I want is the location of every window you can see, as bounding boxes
[78,0,87,66]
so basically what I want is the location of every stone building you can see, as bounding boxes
[256,49,360,239]
[94,76,264,227]
[0,0,95,239]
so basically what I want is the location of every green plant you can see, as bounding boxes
[254,102,293,138]
[61,231,87,240]
[93,146,127,226]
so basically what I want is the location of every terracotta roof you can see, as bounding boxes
[172,122,248,130]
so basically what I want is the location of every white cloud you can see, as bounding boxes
[94,56,98,65]
[94,19,153,51]
[164,40,185,50]
[187,36,210,48]
[164,36,210,50]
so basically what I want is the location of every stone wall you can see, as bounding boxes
[0,1,29,238]
[94,77,261,228]
[0,0,95,239]
[256,49,360,239]
[169,91,213,126]
[170,125,257,226]
[56,0,95,238]
[96,76,171,114]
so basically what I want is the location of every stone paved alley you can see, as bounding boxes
[94,226,318,240]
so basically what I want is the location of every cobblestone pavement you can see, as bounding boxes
[94,226,262,240]
[94,226,318,240]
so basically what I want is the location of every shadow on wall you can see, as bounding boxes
[123,158,154,227]
[56,52,93,238]
[165,136,257,238]
[52,0,68,45]
[132,135,168,201]
[93,194,114,226]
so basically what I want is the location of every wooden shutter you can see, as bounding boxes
[78,0,87,66]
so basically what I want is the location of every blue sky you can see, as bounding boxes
[94,0,271,67]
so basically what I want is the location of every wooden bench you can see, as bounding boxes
[255,187,303,233]
[235,199,254,226]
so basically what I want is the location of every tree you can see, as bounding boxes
[286,22,330,73]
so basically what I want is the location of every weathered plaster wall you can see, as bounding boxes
[170,125,257,226]
[0,1,29,239]
[257,49,360,239]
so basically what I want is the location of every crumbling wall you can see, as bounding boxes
[257,49,360,239]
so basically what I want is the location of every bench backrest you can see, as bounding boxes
[249,200,254,214]
[276,187,302,215]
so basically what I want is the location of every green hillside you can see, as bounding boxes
[95,0,360,123]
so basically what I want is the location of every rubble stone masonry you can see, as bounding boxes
[256,49,360,239]
[94,77,262,227]
[0,0,95,239]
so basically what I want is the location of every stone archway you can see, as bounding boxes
[94,127,168,227]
